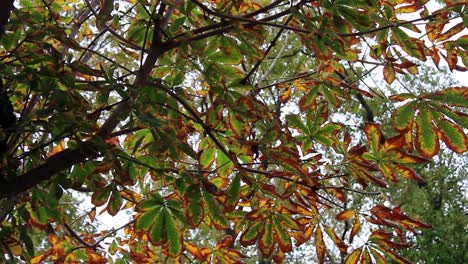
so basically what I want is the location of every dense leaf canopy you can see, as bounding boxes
[0,0,467,263]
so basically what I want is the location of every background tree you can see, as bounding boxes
[279,65,468,264]
[0,0,467,263]
[376,66,467,264]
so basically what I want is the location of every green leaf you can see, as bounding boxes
[91,187,112,207]
[336,5,374,30]
[207,37,243,64]
[226,174,241,212]
[392,27,426,61]
[187,199,204,227]
[299,87,319,112]
[166,199,182,211]
[438,106,468,129]
[164,208,182,256]
[415,110,439,158]
[427,87,468,107]
[364,123,382,153]
[136,208,160,231]
[286,114,307,133]
[344,247,362,264]
[19,225,34,256]
[217,149,234,178]
[150,191,165,203]
[240,221,263,246]
[203,192,229,229]
[200,147,216,169]
[321,85,340,107]
[259,220,274,257]
[369,248,388,264]
[70,163,92,187]
[107,191,123,216]
[137,198,162,212]
[435,118,468,153]
[109,239,118,255]
[314,122,343,145]
[149,209,166,244]
[228,112,249,138]
[393,101,417,131]
[169,17,186,35]
[275,214,300,230]
[273,218,292,252]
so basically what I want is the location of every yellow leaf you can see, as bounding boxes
[31,251,51,264]
[293,79,310,92]
[315,227,325,264]
[336,210,355,221]
[3,236,23,256]
[280,85,292,103]
[48,141,65,157]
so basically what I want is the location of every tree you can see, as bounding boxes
[392,150,468,264]
[0,0,467,263]
[287,65,467,264]
[372,66,468,264]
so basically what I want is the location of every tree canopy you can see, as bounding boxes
[0,0,467,263]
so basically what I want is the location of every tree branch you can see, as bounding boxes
[0,0,14,37]
[0,141,101,198]
[241,16,293,85]
[0,3,179,199]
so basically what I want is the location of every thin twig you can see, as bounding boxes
[242,16,293,85]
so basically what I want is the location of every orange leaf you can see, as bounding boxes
[292,202,315,217]
[48,140,65,157]
[369,229,393,241]
[390,150,429,164]
[443,43,458,71]
[430,47,440,66]
[349,217,361,244]
[105,137,120,146]
[31,251,51,264]
[184,241,207,261]
[216,235,234,250]
[371,205,400,222]
[436,118,468,154]
[324,226,348,253]
[280,85,292,103]
[393,164,426,184]
[48,233,65,258]
[384,63,396,84]
[382,134,406,151]
[315,227,326,264]
[89,207,96,222]
[437,22,465,42]
[336,210,355,221]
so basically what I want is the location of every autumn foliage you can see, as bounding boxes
[0,0,467,263]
